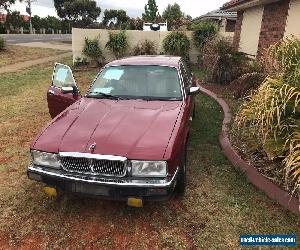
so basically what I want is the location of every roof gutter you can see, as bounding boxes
[221,0,280,11]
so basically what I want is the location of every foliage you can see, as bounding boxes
[142,0,158,22]
[127,17,143,30]
[105,31,128,59]
[74,57,88,67]
[163,31,190,58]
[0,0,16,11]
[133,39,157,56]
[192,21,218,49]
[102,9,129,29]
[162,3,184,30]
[201,37,249,84]
[0,36,6,51]
[82,37,104,65]
[234,37,300,193]
[229,72,265,98]
[0,22,6,34]
[5,11,25,31]
[54,0,101,28]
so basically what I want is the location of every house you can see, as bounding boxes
[0,13,6,23]
[0,12,30,23]
[222,0,300,57]
[193,9,237,35]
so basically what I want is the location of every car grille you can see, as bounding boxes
[60,157,127,177]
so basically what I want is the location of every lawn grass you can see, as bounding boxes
[0,60,299,249]
[0,45,67,67]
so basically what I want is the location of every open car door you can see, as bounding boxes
[47,63,81,118]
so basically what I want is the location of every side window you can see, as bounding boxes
[180,63,191,92]
[52,64,76,88]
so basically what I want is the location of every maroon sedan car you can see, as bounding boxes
[27,56,199,206]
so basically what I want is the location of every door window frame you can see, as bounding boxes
[51,63,78,90]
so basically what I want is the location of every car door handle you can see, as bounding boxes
[48,90,55,95]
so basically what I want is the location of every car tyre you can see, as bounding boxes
[174,146,187,197]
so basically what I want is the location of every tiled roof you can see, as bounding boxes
[223,0,241,8]
[193,9,237,22]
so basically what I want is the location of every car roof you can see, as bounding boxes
[106,56,182,68]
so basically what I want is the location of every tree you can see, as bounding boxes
[5,11,25,32]
[162,3,191,30]
[0,0,16,11]
[54,0,101,27]
[31,15,42,30]
[142,0,158,22]
[127,17,143,30]
[102,9,129,29]
[46,16,61,31]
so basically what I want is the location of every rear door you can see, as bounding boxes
[47,63,81,118]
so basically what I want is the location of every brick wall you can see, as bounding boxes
[257,0,290,57]
[233,11,243,50]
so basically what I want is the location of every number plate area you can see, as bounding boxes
[70,182,109,196]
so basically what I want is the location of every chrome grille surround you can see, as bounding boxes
[60,154,127,177]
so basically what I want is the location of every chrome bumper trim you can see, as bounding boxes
[27,164,178,188]
[59,152,127,162]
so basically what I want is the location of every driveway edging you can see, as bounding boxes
[199,86,300,216]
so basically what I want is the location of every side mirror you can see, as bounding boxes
[189,86,200,95]
[61,86,74,94]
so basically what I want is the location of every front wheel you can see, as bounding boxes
[174,147,187,196]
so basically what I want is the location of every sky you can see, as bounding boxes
[9,0,229,19]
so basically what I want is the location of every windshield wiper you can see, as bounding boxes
[87,92,124,100]
[139,97,180,101]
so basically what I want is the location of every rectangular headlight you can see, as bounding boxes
[31,150,60,169]
[131,160,167,177]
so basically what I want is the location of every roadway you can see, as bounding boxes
[0,34,72,44]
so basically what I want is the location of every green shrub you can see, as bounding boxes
[229,72,265,98]
[82,37,105,66]
[234,37,300,193]
[0,36,6,51]
[74,57,88,67]
[192,21,218,49]
[133,39,157,56]
[201,37,249,84]
[162,31,190,58]
[105,31,128,59]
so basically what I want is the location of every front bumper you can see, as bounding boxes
[27,164,178,201]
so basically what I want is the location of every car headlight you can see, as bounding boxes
[131,160,167,177]
[31,150,60,169]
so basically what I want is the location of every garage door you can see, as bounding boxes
[239,5,264,56]
[285,0,300,38]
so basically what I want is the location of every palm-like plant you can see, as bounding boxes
[234,36,300,193]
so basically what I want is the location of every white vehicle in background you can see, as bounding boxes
[143,22,168,31]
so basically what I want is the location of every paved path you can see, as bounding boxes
[0,52,72,74]
[15,42,71,51]
[1,34,71,44]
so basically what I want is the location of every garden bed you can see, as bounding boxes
[201,80,299,201]
[199,84,300,215]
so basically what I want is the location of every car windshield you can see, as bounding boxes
[87,65,182,100]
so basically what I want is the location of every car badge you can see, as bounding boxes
[89,142,97,152]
